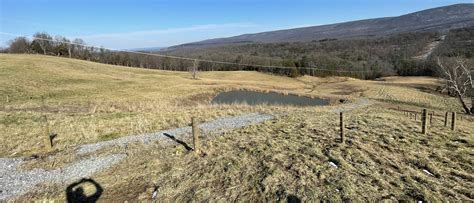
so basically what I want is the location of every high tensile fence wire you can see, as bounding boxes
[1,31,373,76]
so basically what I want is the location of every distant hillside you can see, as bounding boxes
[163,26,473,79]
[171,3,474,49]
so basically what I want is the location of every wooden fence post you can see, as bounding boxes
[421,109,427,134]
[451,112,456,131]
[192,117,201,154]
[429,113,433,125]
[340,112,344,144]
[42,115,52,148]
[415,113,417,121]
[6,95,9,103]
[444,112,448,127]
[49,133,57,148]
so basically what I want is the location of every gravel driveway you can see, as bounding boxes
[0,112,275,201]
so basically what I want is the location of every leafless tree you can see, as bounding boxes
[54,35,70,57]
[32,32,53,55]
[72,38,85,59]
[8,37,30,53]
[191,59,199,79]
[437,57,473,114]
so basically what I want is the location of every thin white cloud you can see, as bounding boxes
[74,22,258,39]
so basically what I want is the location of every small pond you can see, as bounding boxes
[212,90,329,106]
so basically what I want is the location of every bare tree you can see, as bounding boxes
[8,37,31,53]
[53,35,70,57]
[191,59,199,79]
[437,57,473,114]
[72,38,85,59]
[32,32,53,55]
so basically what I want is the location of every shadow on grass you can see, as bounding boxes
[287,194,301,203]
[66,178,103,203]
[163,133,193,151]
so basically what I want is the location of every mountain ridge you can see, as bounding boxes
[170,3,474,49]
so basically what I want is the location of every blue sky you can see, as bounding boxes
[0,0,471,49]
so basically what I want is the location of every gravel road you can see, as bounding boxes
[0,112,274,201]
[0,154,126,201]
[77,112,274,155]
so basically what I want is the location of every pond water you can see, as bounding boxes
[212,90,329,106]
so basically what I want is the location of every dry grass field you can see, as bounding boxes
[1,54,472,201]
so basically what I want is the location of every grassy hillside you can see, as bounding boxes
[0,54,314,156]
[1,54,472,201]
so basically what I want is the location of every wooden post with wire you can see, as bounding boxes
[192,117,201,154]
[444,112,448,127]
[421,109,427,135]
[451,112,456,131]
[339,112,344,144]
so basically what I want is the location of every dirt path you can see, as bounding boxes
[413,35,445,60]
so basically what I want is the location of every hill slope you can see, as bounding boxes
[172,4,474,49]
[0,54,463,157]
[0,54,323,156]
[1,54,472,201]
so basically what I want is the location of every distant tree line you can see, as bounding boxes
[3,28,472,80]
[433,27,474,58]
[2,32,325,77]
[165,27,473,79]
[164,32,450,79]
[4,32,201,70]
